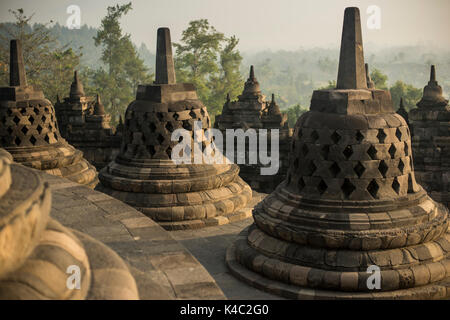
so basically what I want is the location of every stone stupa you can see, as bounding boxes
[215,66,292,193]
[0,147,138,299]
[55,73,122,170]
[97,28,252,230]
[0,40,98,188]
[226,7,450,299]
[409,66,450,208]
[397,97,409,125]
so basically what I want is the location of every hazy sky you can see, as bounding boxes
[0,0,449,52]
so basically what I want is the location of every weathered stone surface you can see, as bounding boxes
[227,7,450,300]
[97,27,252,230]
[215,67,293,193]
[0,40,98,188]
[54,72,122,170]
[409,66,450,208]
[0,148,138,300]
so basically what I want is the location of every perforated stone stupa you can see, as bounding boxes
[0,148,138,299]
[215,66,292,193]
[55,73,122,170]
[226,7,450,299]
[97,27,252,230]
[409,66,450,208]
[0,40,98,188]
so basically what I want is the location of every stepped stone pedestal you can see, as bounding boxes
[215,67,292,193]
[55,73,122,170]
[0,40,98,188]
[97,28,252,230]
[227,7,450,300]
[0,147,138,299]
[409,66,450,208]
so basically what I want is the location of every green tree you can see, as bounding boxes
[208,36,243,117]
[286,104,308,128]
[92,2,152,123]
[174,19,243,123]
[0,8,82,102]
[370,68,388,90]
[390,81,422,111]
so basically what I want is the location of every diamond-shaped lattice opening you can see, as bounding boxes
[404,141,409,156]
[157,134,165,145]
[392,177,400,194]
[398,159,405,174]
[367,145,377,160]
[182,120,192,130]
[14,136,21,145]
[343,145,353,159]
[321,145,330,160]
[388,144,396,159]
[37,124,43,134]
[378,160,388,178]
[306,161,317,176]
[7,109,13,116]
[44,134,50,144]
[173,113,179,121]
[7,127,13,135]
[311,130,319,142]
[33,107,39,115]
[297,129,303,139]
[354,161,366,178]
[44,107,49,113]
[302,144,309,156]
[395,128,402,141]
[165,122,174,132]
[156,112,164,121]
[298,177,306,191]
[356,130,364,142]
[367,179,379,199]
[21,126,28,135]
[341,179,356,199]
[317,179,327,195]
[20,108,27,115]
[166,147,172,159]
[331,131,341,144]
[329,162,341,177]
[29,135,37,145]
[377,129,387,143]
[41,115,47,123]
[29,115,34,124]
[149,122,156,132]
[147,145,156,157]
[48,124,53,131]
[189,110,197,118]
[13,116,20,124]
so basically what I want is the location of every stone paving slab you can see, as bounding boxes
[38,170,225,300]
[171,191,285,300]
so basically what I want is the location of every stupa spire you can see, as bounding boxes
[9,39,27,87]
[417,65,448,108]
[70,70,85,99]
[93,94,105,115]
[154,27,176,84]
[336,7,367,89]
[249,65,255,80]
[365,63,375,88]
[430,65,436,82]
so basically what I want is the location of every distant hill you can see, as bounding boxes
[1,22,448,110]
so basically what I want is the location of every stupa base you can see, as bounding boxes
[227,226,450,300]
